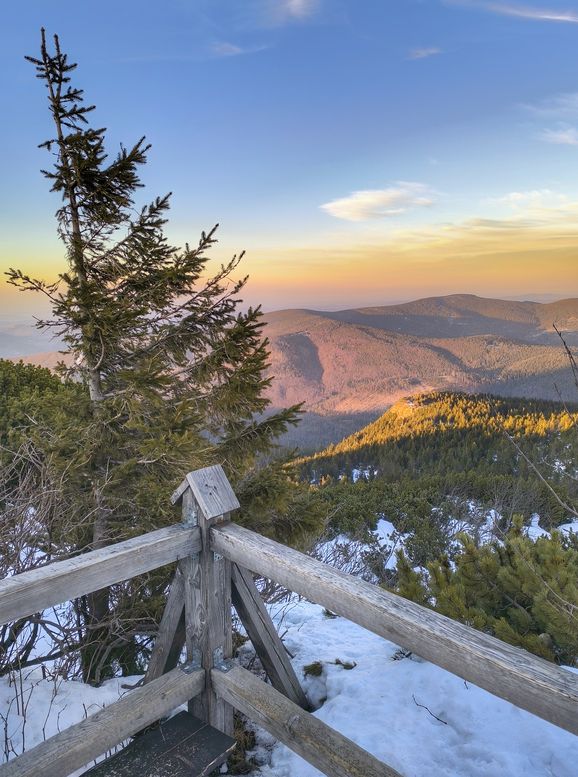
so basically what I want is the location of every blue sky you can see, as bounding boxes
[2,0,578,311]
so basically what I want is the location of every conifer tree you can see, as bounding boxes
[6,30,302,682]
[395,519,578,665]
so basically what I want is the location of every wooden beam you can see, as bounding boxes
[0,526,201,627]
[231,564,310,710]
[144,565,186,683]
[212,665,401,777]
[211,522,578,736]
[0,666,205,777]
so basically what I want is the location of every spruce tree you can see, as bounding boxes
[6,30,302,683]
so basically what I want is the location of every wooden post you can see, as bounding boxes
[171,465,239,736]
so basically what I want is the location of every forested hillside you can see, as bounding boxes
[304,392,577,475]
[297,392,578,559]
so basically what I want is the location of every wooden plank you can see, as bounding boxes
[144,565,186,684]
[0,667,205,777]
[82,711,236,777]
[0,526,201,628]
[211,522,578,736]
[231,563,310,710]
[171,465,240,518]
[212,665,401,777]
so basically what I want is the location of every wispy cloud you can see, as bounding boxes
[448,1,578,23]
[487,2,578,22]
[539,126,578,145]
[320,183,436,222]
[521,92,578,117]
[283,0,318,18]
[485,189,570,207]
[408,47,442,60]
[520,93,578,147]
[263,0,320,26]
[210,41,269,57]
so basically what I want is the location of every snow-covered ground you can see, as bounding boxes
[250,601,578,777]
[0,671,141,775]
[527,515,578,540]
[3,601,577,777]
[312,518,408,580]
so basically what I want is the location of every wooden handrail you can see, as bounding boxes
[2,465,576,777]
[211,521,578,736]
[0,525,201,627]
[0,666,204,777]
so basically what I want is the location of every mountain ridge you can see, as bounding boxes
[6,294,578,450]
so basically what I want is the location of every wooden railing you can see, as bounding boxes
[0,465,576,777]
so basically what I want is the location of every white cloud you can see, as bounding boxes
[448,1,578,23]
[521,92,578,117]
[283,0,318,18]
[486,2,578,22]
[540,126,578,145]
[485,189,569,207]
[408,47,442,60]
[264,0,320,25]
[212,42,245,57]
[320,183,436,222]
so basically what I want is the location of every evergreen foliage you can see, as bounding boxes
[302,392,578,483]
[395,519,578,665]
[296,391,578,574]
[2,31,310,683]
[0,359,67,446]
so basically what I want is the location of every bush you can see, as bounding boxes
[395,517,578,665]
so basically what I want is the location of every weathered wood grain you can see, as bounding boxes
[173,476,234,735]
[144,565,186,684]
[82,711,236,777]
[190,509,233,734]
[212,665,401,777]
[212,522,578,736]
[0,667,205,777]
[0,526,201,627]
[231,563,309,710]
[171,465,240,518]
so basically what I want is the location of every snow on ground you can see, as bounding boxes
[2,509,577,775]
[558,519,578,537]
[522,516,578,541]
[0,669,141,774]
[313,518,408,579]
[351,467,377,483]
[252,601,578,777]
[526,513,550,540]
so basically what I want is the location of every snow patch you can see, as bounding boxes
[253,602,578,777]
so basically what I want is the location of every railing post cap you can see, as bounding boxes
[171,464,240,518]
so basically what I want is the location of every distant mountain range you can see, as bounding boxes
[0,319,60,360]
[5,294,578,451]
[263,294,578,449]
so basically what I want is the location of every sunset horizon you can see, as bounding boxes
[3,1,578,317]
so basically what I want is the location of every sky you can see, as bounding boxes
[2,0,578,315]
